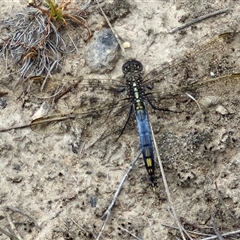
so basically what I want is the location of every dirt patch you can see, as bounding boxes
[0,0,240,239]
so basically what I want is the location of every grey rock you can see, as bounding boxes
[86,28,119,73]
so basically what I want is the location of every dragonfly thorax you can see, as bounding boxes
[122,60,146,108]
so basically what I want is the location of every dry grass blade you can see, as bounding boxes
[29,0,91,37]
[169,8,229,34]
[0,112,75,132]
[150,122,187,240]
[0,0,90,88]
[95,0,127,58]
[96,151,141,240]
[5,206,40,232]
[70,218,95,238]
[118,226,142,240]
[0,226,21,240]
[201,229,240,240]
[6,212,23,240]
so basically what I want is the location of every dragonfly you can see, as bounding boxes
[1,31,240,191]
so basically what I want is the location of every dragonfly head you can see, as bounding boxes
[122,60,143,74]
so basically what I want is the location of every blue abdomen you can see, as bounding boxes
[135,109,155,187]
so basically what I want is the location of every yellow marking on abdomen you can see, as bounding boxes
[146,158,153,169]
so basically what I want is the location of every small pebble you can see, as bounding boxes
[0,98,7,109]
[122,41,131,49]
[216,105,229,115]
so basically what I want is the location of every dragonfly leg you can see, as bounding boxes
[115,105,133,141]
[147,98,178,112]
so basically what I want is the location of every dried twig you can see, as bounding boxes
[0,0,90,89]
[95,0,127,58]
[211,210,224,240]
[185,92,202,110]
[96,151,141,240]
[163,221,240,239]
[162,223,213,237]
[0,226,20,240]
[202,229,240,240]
[5,206,40,232]
[150,122,187,240]
[118,226,142,240]
[214,182,238,222]
[70,218,95,238]
[6,212,23,240]
[81,0,105,11]
[53,77,83,103]
[169,8,229,34]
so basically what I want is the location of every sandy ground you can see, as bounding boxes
[0,0,240,239]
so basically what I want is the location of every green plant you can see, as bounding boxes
[29,0,91,36]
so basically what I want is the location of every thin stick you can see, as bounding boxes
[70,218,95,238]
[214,182,238,222]
[169,8,229,34]
[163,205,240,240]
[162,223,213,237]
[50,210,63,220]
[40,59,59,91]
[6,212,23,240]
[0,226,20,240]
[53,77,83,103]
[211,211,224,240]
[167,207,193,240]
[67,33,79,53]
[96,151,141,240]
[32,83,64,100]
[81,0,93,10]
[202,229,240,240]
[185,93,201,110]
[149,122,186,240]
[81,0,104,11]
[95,0,127,58]
[119,226,142,240]
[5,206,41,232]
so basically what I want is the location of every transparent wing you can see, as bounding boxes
[141,32,240,112]
[143,32,238,86]
[65,79,136,147]
[22,76,135,149]
[2,31,240,155]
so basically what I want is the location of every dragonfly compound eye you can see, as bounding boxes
[122,60,143,74]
